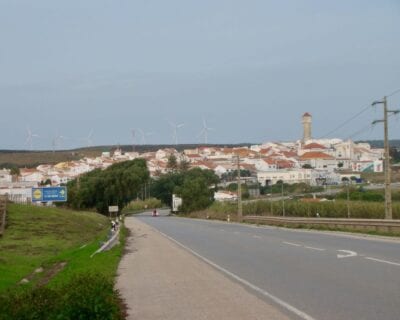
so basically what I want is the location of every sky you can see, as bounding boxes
[0,0,400,150]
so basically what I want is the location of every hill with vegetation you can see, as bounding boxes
[0,204,124,319]
[0,143,252,168]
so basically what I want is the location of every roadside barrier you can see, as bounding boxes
[0,195,7,236]
[242,216,400,233]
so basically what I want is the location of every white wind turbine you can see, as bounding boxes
[168,121,185,145]
[52,132,67,151]
[25,126,39,150]
[131,129,136,151]
[198,118,214,144]
[137,128,153,145]
[81,129,94,147]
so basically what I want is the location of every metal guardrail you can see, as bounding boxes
[243,215,400,233]
[0,195,7,236]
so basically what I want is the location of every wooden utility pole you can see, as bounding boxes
[372,96,399,219]
[236,155,243,222]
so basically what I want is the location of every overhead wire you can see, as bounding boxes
[387,87,400,98]
[319,105,371,139]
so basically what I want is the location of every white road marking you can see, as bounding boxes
[234,231,240,235]
[253,235,262,239]
[283,241,302,247]
[365,257,400,267]
[304,246,325,251]
[220,229,225,232]
[337,250,358,259]
[156,229,317,320]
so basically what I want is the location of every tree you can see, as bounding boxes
[178,159,190,171]
[10,166,20,176]
[151,167,219,212]
[337,162,344,168]
[302,164,312,169]
[167,154,178,171]
[67,159,149,214]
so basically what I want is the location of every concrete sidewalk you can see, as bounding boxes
[116,217,290,320]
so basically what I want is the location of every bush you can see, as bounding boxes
[0,273,122,320]
[194,199,400,220]
[123,198,163,213]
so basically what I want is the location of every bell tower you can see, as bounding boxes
[302,112,312,142]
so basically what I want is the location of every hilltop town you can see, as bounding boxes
[0,113,383,203]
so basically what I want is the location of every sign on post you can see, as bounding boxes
[32,187,67,203]
[108,206,119,213]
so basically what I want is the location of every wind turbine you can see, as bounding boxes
[25,127,39,150]
[198,118,214,145]
[168,121,185,145]
[137,128,153,145]
[81,129,94,147]
[51,132,67,152]
[131,129,136,151]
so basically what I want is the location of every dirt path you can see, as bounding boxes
[116,217,290,320]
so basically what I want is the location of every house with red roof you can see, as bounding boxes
[299,152,338,171]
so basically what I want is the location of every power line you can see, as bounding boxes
[345,123,374,141]
[345,112,398,141]
[319,105,371,139]
[387,88,400,98]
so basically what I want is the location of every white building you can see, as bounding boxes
[0,169,12,183]
[257,169,312,186]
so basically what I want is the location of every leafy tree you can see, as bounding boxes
[302,164,312,169]
[178,159,190,171]
[167,154,178,171]
[151,167,219,213]
[10,166,20,176]
[67,159,149,214]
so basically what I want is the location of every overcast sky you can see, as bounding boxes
[1,0,399,150]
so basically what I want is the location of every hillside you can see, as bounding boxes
[0,204,109,291]
[0,143,252,168]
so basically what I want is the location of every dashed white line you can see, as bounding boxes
[283,241,302,247]
[253,235,262,239]
[304,246,325,251]
[365,257,400,267]
[234,231,240,235]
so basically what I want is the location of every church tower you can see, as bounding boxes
[302,112,312,142]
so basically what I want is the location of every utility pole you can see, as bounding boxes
[346,181,350,218]
[372,96,400,219]
[236,155,243,222]
[281,183,285,216]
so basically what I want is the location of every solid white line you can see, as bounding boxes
[283,241,302,247]
[157,230,316,320]
[365,257,400,267]
[304,246,325,252]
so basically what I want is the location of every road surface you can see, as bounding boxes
[134,211,400,320]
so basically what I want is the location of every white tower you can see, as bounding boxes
[302,112,312,142]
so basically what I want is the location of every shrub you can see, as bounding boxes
[0,273,122,320]
[123,198,163,213]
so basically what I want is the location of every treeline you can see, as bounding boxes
[151,167,219,213]
[67,159,149,214]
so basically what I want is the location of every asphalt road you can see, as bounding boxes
[137,211,400,320]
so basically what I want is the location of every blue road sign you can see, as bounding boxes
[32,187,67,202]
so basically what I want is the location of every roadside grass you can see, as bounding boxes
[0,204,109,292]
[0,204,127,319]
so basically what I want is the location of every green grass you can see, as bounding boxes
[0,204,111,292]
